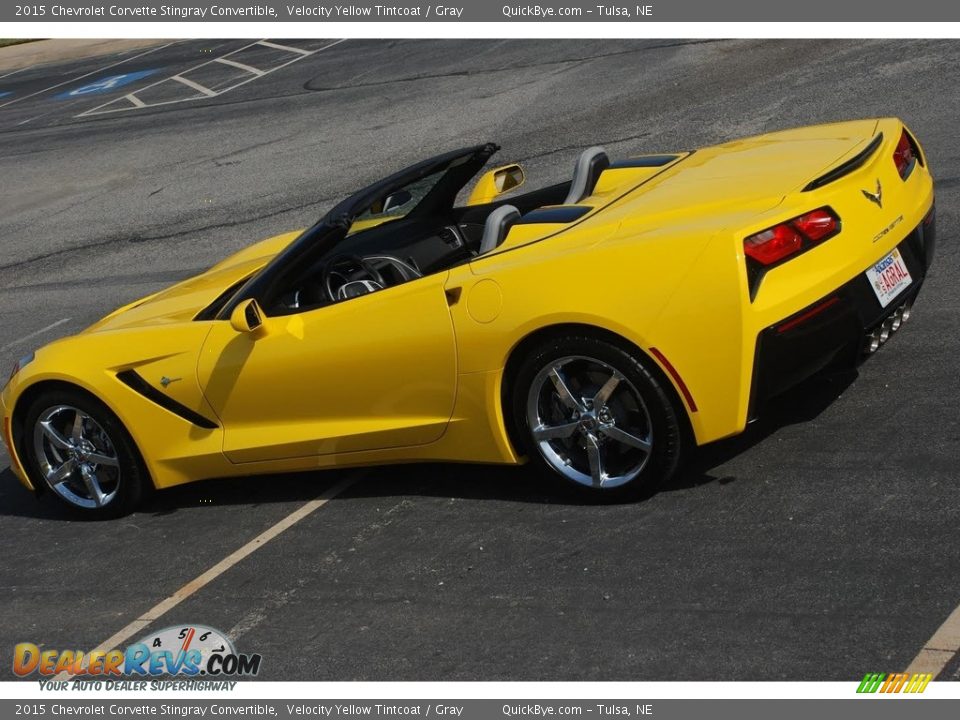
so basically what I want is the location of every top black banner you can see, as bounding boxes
[7,0,960,22]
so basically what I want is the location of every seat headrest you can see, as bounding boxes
[478,204,521,255]
[563,146,610,205]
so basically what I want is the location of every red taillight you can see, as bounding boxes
[744,225,802,265]
[792,208,837,242]
[743,208,839,267]
[893,130,915,179]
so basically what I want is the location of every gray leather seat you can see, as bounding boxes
[478,204,521,255]
[563,146,610,204]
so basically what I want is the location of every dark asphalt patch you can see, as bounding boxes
[0,468,352,679]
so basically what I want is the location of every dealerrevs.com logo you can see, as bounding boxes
[13,625,261,681]
[856,672,932,694]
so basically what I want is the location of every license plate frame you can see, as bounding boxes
[866,248,912,308]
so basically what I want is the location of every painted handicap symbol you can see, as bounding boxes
[57,69,158,99]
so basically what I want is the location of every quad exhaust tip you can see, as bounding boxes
[879,318,892,344]
[863,299,913,355]
[890,306,904,332]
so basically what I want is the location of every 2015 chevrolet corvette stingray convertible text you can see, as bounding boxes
[1,118,936,516]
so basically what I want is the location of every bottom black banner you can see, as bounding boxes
[3,699,958,720]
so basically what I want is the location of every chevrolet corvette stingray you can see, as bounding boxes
[1,118,936,516]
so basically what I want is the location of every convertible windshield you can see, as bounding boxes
[347,168,448,235]
[214,143,499,321]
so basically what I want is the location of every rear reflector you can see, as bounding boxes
[776,296,840,334]
[2,416,13,457]
[649,347,698,412]
[2,416,21,477]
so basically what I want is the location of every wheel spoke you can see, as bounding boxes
[71,412,85,441]
[47,458,76,484]
[593,373,621,408]
[601,425,652,453]
[532,421,580,441]
[548,366,584,412]
[86,451,118,467]
[80,465,107,507]
[585,434,604,487]
[40,420,73,451]
[49,445,68,465]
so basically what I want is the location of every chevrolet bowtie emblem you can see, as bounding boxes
[862,180,883,208]
[160,376,181,388]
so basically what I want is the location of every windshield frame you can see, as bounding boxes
[215,142,499,321]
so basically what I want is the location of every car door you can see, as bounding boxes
[196,272,457,464]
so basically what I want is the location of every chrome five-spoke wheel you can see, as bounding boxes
[526,355,654,489]
[32,405,121,509]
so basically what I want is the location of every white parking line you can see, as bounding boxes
[7,97,86,127]
[0,318,71,352]
[0,64,34,81]
[214,57,266,77]
[170,74,217,97]
[907,602,960,676]
[256,39,314,56]
[58,474,359,679]
[0,43,179,109]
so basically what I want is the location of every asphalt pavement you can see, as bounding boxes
[0,38,958,681]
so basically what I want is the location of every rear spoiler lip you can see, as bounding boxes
[801,133,884,192]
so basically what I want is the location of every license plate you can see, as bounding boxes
[866,248,912,308]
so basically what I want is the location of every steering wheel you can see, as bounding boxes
[322,254,386,301]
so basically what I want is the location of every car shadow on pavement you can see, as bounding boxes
[0,465,361,521]
[666,368,859,493]
[0,368,858,520]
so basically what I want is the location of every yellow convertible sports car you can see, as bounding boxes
[1,118,936,516]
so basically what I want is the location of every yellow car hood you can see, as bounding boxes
[85,230,302,333]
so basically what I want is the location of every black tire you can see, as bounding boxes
[21,388,150,519]
[511,333,686,501]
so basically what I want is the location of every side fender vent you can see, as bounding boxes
[116,370,218,429]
